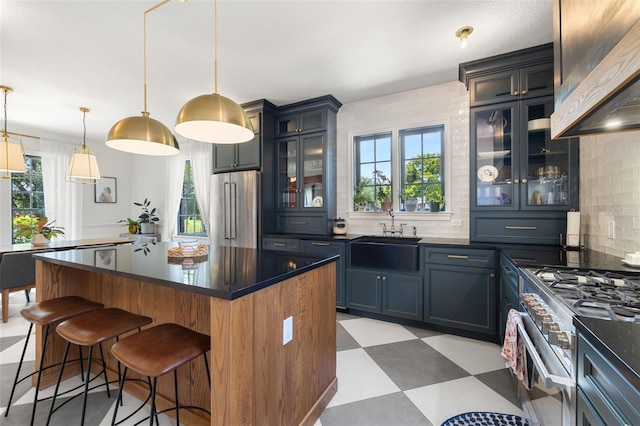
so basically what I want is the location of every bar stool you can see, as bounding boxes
[3,295,104,426]
[45,308,152,426]
[110,323,211,426]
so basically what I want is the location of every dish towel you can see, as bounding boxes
[501,309,529,389]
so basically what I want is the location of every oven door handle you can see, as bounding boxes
[517,313,574,389]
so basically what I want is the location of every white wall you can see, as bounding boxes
[579,130,640,257]
[0,123,135,244]
[336,81,470,238]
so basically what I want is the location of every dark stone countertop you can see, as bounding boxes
[574,316,640,391]
[33,242,338,300]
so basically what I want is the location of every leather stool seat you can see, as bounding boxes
[46,308,152,426]
[21,295,104,325]
[56,308,153,346]
[4,296,104,426]
[110,323,211,426]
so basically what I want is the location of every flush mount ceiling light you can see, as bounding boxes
[67,107,102,184]
[0,86,26,179]
[455,26,474,49]
[106,0,179,156]
[175,0,254,144]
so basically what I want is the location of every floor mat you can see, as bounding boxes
[441,411,529,426]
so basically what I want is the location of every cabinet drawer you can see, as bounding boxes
[500,255,519,289]
[577,334,640,425]
[471,215,565,245]
[262,237,299,251]
[276,214,327,235]
[423,247,496,268]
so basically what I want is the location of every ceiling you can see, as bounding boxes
[1,0,553,144]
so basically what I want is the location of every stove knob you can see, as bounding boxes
[541,317,555,335]
[527,302,542,316]
[534,309,548,326]
[549,330,573,349]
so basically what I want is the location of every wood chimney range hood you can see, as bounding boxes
[551,0,640,139]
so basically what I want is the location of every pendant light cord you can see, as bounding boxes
[214,0,218,94]
[143,0,171,115]
[80,107,89,149]
[2,87,8,138]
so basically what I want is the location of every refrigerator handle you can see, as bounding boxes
[223,182,230,240]
[230,182,237,240]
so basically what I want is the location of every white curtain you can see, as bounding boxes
[163,151,187,242]
[40,141,82,240]
[183,141,212,238]
[162,140,212,242]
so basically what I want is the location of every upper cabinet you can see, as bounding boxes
[460,44,554,108]
[461,44,580,245]
[271,95,341,235]
[468,63,553,107]
[276,109,327,137]
[213,100,276,173]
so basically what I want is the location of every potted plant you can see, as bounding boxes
[135,198,160,234]
[353,177,373,211]
[14,216,65,245]
[398,185,422,212]
[425,186,444,212]
[373,170,392,212]
[118,218,140,234]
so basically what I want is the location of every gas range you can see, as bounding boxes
[530,267,640,323]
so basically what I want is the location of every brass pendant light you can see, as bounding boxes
[67,107,103,184]
[175,0,254,144]
[106,0,179,156]
[0,86,26,178]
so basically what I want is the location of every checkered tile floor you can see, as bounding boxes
[1,291,525,425]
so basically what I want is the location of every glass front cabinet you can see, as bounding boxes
[276,133,326,211]
[471,96,577,212]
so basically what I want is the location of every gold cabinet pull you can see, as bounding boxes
[514,179,520,184]
[291,221,307,225]
[521,178,528,183]
[489,273,496,278]
[311,242,330,246]
[504,226,537,230]
[447,254,469,260]
[273,243,286,247]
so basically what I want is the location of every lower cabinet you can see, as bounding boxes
[498,253,520,341]
[423,248,497,336]
[576,333,640,425]
[300,240,346,308]
[346,268,422,321]
[262,237,346,308]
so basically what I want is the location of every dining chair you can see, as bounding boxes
[0,249,53,323]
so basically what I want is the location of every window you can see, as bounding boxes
[177,160,207,236]
[400,125,444,211]
[353,132,392,211]
[11,155,45,243]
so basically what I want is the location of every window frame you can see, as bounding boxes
[11,155,45,244]
[353,132,392,211]
[177,160,207,237]
[399,125,445,211]
[350,121,449,215]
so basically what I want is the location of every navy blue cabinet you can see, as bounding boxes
[577,333,640,425]
[346,268,423,320]
[213,100,276,173]
[423,248,497,336]
[461,45,580,245]
[273,95,341,236]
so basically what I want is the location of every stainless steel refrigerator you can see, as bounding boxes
[209,170,261,248]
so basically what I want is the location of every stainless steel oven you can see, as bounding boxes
[515,261,640,426]
[517,268,577,426]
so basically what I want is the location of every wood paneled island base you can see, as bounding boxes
[34,247,337,426]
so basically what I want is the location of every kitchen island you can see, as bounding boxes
[33,242,338,426]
